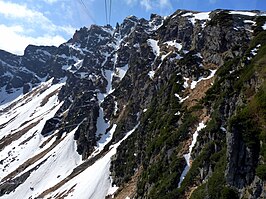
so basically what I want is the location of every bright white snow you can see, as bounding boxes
[190,69,217,89]
[174,93,189,103]
[182,12,210,26]
[183,77,189,89]
[104,69,115,95]
[220,126,227,133]
[0,78,86,199]
[247,44,261,60]
[94,106,117,155]
[193,12,211,20]
[178,121,206,188]
[2,127,82,199]
[148,71,155,79]
[116,64,129,80]
[164,40,182,51]
[0,79,66,179]
[0,74,128,199]
[229,11,257,16]
[147,39,160,56]
[262,22,266,30]
[244,20,256,25]
[44,124,139,199]
[0,78,65,140]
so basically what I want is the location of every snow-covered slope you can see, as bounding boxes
[0,79,68,195]
[0,9,265,199]
[0,76,138,199]
[0,16,144,197]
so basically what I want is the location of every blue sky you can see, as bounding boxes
[0,0,265,55]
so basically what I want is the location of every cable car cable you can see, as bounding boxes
[77,0,96,24]
[109,0,112,24]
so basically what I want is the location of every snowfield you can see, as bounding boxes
[0,70,136,198]
[44,124,139,199]
[178,122,206,187]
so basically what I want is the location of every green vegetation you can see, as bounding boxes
[203,57,240,106]
[190,30,266,198]
[229,107,260,149]
[190,148,227,199]
[229,33,266,183]
[221,187,239,199]
[253,16,266,35]
[208,11,234,26]
[135,67,206,198]
[113,24,266,199]
[256,164,266,180]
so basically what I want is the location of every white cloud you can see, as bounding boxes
[0,1,44,21]
[0,24,66,55]
[0,1,24,18]
[159,0,172,9]
[0,1,76,55]
[137,0,172,11]
[0,1,73,34]
[140,0,152,11]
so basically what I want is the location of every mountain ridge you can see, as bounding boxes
[0,9,265,199]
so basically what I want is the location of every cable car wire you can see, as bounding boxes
[109,0,112,25]
[104,0,112,25]
[105,0,108,24]
[77,0,96,24]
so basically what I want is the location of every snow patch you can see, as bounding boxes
[175,93,189,103]
[244,20,256,25]
[147,39,160,56]
[220,126,227,133]
[74,59,83,70]
[183,77,189,89]
[193,12,210,20]
[178,122,206,188]
[77,72,88,79]
[195,52,203,59]
[96,107,109,140]
[164,40,182,51]
[229,11,257,16]
[114,101,119,115]
[149,19,164,31]
[104,69,115,94]
[0,79,66,183]
[148,71,155,79]
[190,69,217,89]
[170,54,182,61]
[175,111,181,116]
[262,22,266,30]
[247,44,261,60]
[116,64,128,80]
[182,12,210,26]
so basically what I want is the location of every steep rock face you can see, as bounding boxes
[108,10,266,199]
[0,44,62,107]
[0,9,265,199]
[226,124,259,189]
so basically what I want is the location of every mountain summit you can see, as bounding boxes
[0,9,266,199]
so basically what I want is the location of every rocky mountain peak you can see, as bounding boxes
[0,9,265,199]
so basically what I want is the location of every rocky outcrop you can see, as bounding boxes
[0,9,265,199]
